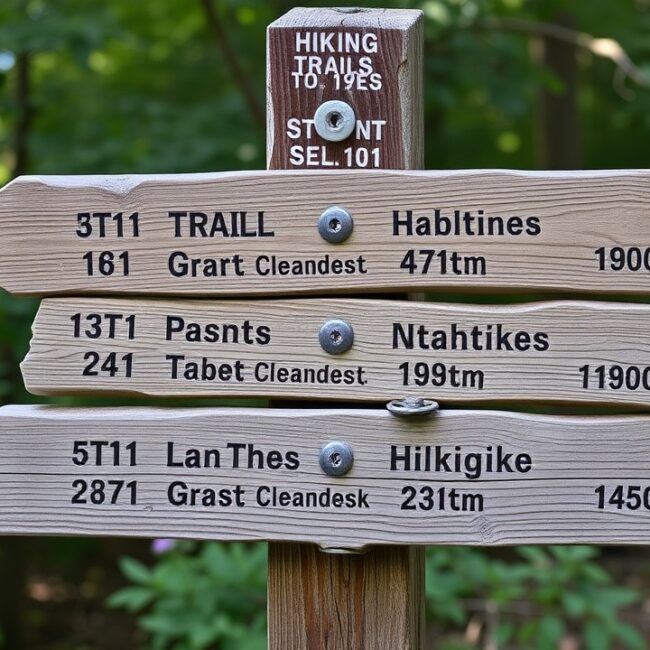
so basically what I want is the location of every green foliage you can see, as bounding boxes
[107,542,267,650]
[110,543,644,650]
[426,546,643,650]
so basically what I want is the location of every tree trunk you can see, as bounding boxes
[534,12,581,169]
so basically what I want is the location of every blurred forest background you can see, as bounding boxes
[1,0,650,649]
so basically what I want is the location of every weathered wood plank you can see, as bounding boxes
[1,170,650,296]
[1,405,650,547]
[22,297,650,406]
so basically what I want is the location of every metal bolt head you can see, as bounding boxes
[319,545,365,555]
[319,441,354,477]
[318,206,353,244]
[314,100,356,142]
[319,319,354,355]
[387,397,440,417]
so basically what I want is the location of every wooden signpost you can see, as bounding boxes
[1,6,650,650]
[266,10,426,648]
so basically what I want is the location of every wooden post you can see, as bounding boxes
[268,545,424,649]
[266,8,424,649]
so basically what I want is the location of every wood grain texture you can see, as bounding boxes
[2,170,650,296]
[267,8,423,170]
[22,297,650,406]
[1,404,650,546]
[268,544,423,650]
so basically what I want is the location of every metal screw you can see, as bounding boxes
[319,545,366,555]
[319,441,354,476]
[314,100,356,142]
[318,206,353,244]
[387,397,440,417]
[319,319,354,355]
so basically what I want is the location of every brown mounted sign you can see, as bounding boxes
[22,297,650,406]
[2,405,650,548]
[1,170,650,297]
[267,8,423,170]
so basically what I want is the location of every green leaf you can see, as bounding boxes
[140,611,190,636]
[536,615,565,650]
[188,622,218,648]
[596,586,640,609]
[584,620,611,650]
[106,586,154,612]
[517,546,547,565]
[611,621,645,650]
[562,591,588,618]
[581,563,610,584]
[551,545,598,563]
[118,556,152,585]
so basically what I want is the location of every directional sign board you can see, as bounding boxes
[22,297,650,405]
[2,405,650,548]
[1,170,650,296]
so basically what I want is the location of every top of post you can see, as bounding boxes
[267,7,423,31]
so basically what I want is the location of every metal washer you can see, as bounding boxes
[387,397,439,417]
[314,100,356,142]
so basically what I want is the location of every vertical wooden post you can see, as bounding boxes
[266,8,424,649]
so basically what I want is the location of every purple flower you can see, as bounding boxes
[151,538,176,554]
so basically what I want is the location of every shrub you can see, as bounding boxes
[426,546,644,650]
[107,541,266,650]
[109,543,643,650]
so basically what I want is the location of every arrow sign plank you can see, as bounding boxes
[22,297,650,406]
[1,405,650,548]
[1,170,650,296]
